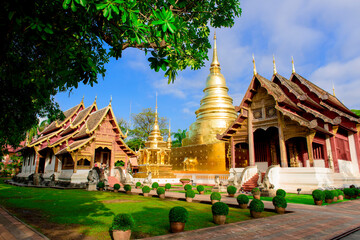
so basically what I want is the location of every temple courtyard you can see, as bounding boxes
[0,178,359,240]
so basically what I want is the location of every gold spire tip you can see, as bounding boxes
[81,96,84,102]
[214,30,217,40]
[291,56,296,73]
[110,95,112,104]
[95,96,97,102]
[210,30,220,70]
[252,54,257,75]
[273,55,277,75]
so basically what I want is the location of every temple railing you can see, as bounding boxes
[238,165,258,188]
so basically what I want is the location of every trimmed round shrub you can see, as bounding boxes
[249,199,264,212]
[236,194,249,205]
[165,183,172,190]
[337,189,344,196]
[353,188,360,198]
[110,213,135,231]
[124,184,131,192]
[251,187,260,195]
[184,184,192,191]
[227,186,237,195]
[169,206,188,223]
[136,182,141,187]
[152,182,159,189]
[344,188,356,197]
[142,186,150,193]
[312,189,325,201]
[210,192,222,201]
[157,187,165,195]
[211,202,229,216]
[185,189,195,198]
[276,189,286,198]
[113,183,120,190]
[196,185,205,192]
[332,190,339,197]
[97,181,105,188]
[272,196,287,208]
[324,190,334,200]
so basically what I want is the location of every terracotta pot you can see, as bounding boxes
[250,210,262,218]
[253,194,260,200]
[180,180,190,186]
[239,203,248,209]
[114,189,118,193]
[170,222,185,233]
[345,195,351,199]
[135,186,139,189]
[153,188,157,191]
[314,200,323,205]
[99,188,104,191]
[126,191,131,195]
[333,196,338,202]
[211,200,219,205]
[228,194,235,197]
[275,206,285,214]
[213,215,226,225]
[112,230,131,240]
[143,193,149,197]
[159,194,165,199]
[325,199,333,204]
[199,191,204,195]
[338,195,344,201]
[186,197,193,202]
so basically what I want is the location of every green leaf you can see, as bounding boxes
[96,3,108,10]
[111,5,119,15]
[71,1,77,12]
[79,0,87,7]
[44,28,54,34]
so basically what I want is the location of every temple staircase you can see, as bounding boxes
[241,172,265,192]
[107,176,120,188]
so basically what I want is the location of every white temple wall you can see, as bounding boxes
[348,134,360,175]
[338,160,356,176]
[255,162,268,172]
[44,154,55,173]
[313,159,325,168]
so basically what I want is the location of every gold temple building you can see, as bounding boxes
[170,33,238,172]
[134,97,175,178]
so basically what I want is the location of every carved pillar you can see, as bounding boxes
[306,130,316,167]
[329,126,339,172]
[248,108,255,166]
[35,151,40,173]
[277,112,288,167]
[110,140,116,176]
[270,142,278,165]
[124,155,128,170]
[288,143,295,167]
[74,153,78,173]
[230,137,236,168]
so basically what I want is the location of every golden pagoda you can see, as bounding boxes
[171,33,238,172]
[134,95,175,178]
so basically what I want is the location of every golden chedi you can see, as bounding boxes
[171,33,237,172]
[134,96,175,179]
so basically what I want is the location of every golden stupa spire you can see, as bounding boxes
[210,31,221,73]
[167,119,172,148]
[252,54,257,75]
[146,92,163,148]
[291,56,296,73]
[155,92,158,124]
[273,55,277,75]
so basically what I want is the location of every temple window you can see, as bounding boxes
[312,142,324,160]
[335,129,351,161]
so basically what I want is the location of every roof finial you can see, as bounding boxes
[252,54,257,75]
[273,55,277,75]
[210,30,220,73]
[291,56,296,73]
[94,95,97,102]
[109,95,112,105]
[332,82,336,96]
[81,96,84,103]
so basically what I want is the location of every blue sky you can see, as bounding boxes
[55,0,360,135]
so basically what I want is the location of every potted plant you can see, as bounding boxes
[354,188,360,198]
[272,196,287,214]
[124,184,132,194]
[157,187,165,199]
[227,186,237,197]
[152,182,159,190]
[97,181,105,191]
[184,184,192,191]
[276,189,286,198]
[113,183,120,193]
[180,178,191,185]
[343,188,354,199]
[312,189,325,205]
[324,190,334,204]
[332,190,339,202]
[169,206,188,233]
[135,182,141,189]
[165,183,172,191]
[211,202,229,225]
[110,213,135,240]
[337,189,344,200]
[210,192,221,204]
[185,189,195,202]
[249,199,264,218]
[197,185,205,194]
[251,187,260,199]
[236,194,249,209]
[142,186,151,197]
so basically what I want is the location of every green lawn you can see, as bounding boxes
[0,179,276,239]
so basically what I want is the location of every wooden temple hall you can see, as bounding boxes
[17,98,135,185]
[218,56,360,185]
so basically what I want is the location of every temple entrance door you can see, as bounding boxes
[286,137,308,167]
[38,157,45,173]
[254,127,280,170]
[235,143,249,168]
[94,147,111,168]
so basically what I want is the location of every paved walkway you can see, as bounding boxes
[0,207,47,240]
[1,186,359,240]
